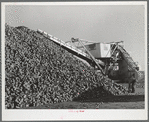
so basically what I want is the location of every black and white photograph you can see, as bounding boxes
[2,1,148,121]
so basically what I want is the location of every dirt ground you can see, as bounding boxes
[26,82,145,109]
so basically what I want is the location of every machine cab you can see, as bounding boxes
[84,41,140,83]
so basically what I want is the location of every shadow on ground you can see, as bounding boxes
[73,85,144,103]
[75,94,144,103]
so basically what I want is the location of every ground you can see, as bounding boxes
[25,81,144,109]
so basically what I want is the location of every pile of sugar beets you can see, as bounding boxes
[5,24,128,109]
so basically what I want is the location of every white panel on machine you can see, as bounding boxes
[100,43,111,57]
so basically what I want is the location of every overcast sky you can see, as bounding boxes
[5,4,146,71]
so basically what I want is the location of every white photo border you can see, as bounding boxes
[2,1,148,121]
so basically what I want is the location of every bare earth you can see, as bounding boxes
[25,82,144,109]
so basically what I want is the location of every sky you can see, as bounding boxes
[5,4,146,71]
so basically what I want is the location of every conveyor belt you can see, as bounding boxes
[118,45,142,77]
[37,29,105,68]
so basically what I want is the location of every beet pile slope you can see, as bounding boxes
[5,24,127,109]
